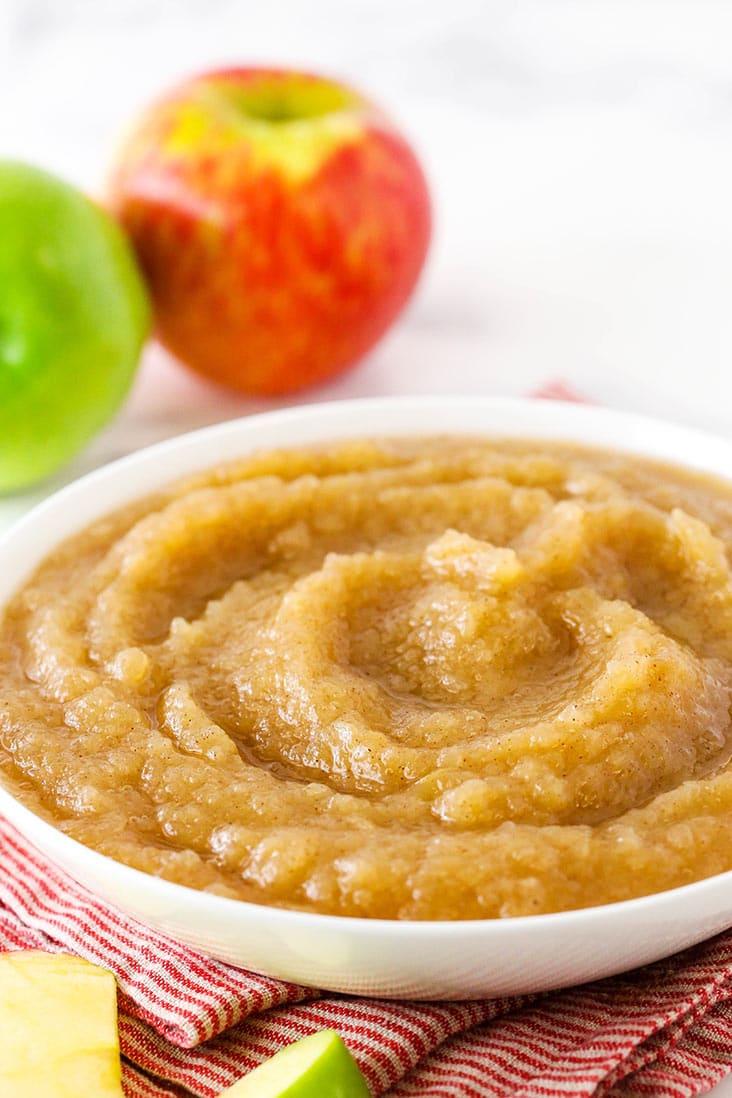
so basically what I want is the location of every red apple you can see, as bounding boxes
[109,67,431,395]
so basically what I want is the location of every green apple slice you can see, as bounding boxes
[220,1029,371,1097]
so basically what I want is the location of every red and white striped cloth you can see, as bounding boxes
[2,383,732,1098]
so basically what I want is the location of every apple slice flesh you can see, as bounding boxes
[220,1029,371,1097]
[0,950,123,1098]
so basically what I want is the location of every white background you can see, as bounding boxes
[2,2,732,1092]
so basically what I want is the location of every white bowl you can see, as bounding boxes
[2,395,732,1000]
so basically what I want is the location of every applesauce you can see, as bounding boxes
[3,436,732,919]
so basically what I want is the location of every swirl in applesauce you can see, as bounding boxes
[3,437,732,919]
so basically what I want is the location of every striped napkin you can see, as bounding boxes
[2,383,731,1098]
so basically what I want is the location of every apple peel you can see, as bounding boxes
[220,1029,372,1097]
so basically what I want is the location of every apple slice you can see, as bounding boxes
[0,950,123,1097]
[220,1029,371,1097]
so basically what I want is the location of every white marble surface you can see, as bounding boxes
[2,2,732,1092]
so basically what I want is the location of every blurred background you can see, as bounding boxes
[2,0,732,517]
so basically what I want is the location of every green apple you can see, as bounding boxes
[0,161,150,493]
[220,1029,371,1097]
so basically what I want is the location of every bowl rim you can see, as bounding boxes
[4,392,732,934]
